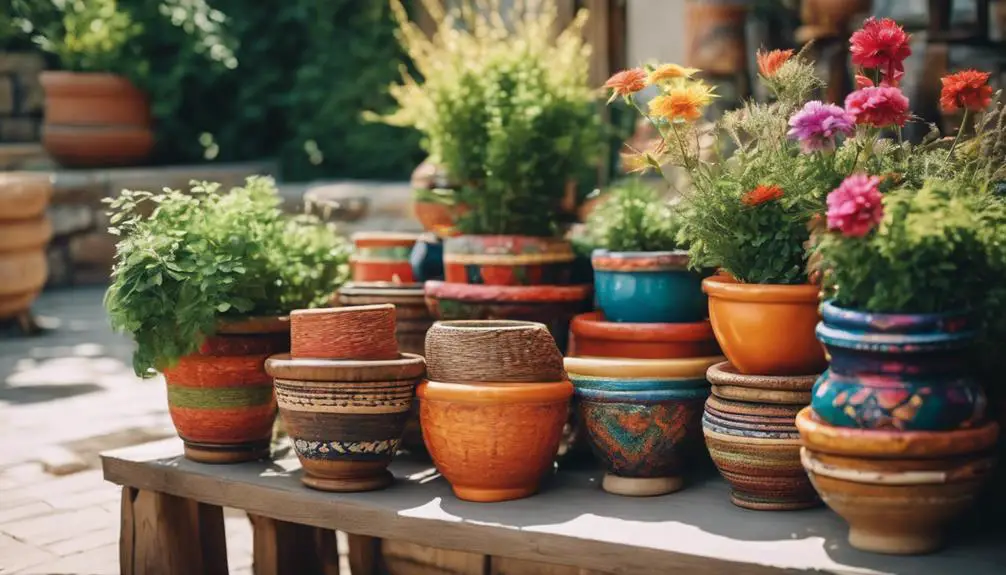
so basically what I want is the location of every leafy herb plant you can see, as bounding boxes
[580,179,682,253]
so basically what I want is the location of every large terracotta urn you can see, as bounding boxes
[0,173,52,321]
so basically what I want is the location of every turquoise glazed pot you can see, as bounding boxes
[591,250,705,323]
[812,301,986,431]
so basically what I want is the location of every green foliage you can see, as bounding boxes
[103,176,350,377]
[581,179,682,253]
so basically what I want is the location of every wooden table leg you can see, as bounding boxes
[120,486,229,575]
[249,514,339,575]
[346,534,383,575]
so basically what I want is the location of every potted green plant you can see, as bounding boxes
[104,176,350,463]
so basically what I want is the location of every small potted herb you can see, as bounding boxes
[104,176,349,463]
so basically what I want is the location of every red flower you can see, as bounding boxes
[742,184,784,207]
[940,70,993,113]
[855,74,874,89]
[604,68,648,102]
[850,18,911,86]
[845,86,911,128]
[756,49,793,78]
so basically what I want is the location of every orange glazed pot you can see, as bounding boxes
[418,380,572,502]
[350,232,419,283]
[702,275,826,376]
[162,316,289,464]
[568,311,720,359]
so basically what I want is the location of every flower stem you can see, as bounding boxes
[944,109,970,165]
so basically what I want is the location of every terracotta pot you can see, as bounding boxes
[290,305,398,361]
[686,2,749,75]
[350,232,419,283]
[0,174,52,320]
[40,72,153,168]
[443,235,575,286]
[425,319,566,383]
[592,250,706,323]
[796,408,998,554]
[162,317,290,463]
[565,356,722,496]
[800,0,872,35]
[418,380,572,502]
[813,302,985,431]
[703,275,826,376]
[568,311,719,359]
[266,353,425,491]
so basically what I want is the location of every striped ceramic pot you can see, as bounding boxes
[162,316,289,464]
[350,232,419,283]
[443,235,574,286]
[266,353,425,492]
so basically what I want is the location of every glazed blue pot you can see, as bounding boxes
[591,250,706,323]
[409,235,444,282]
[812,301,986,431]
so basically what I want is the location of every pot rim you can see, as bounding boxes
[564,355,724,379]
[265,352,425,382]
[216,315,290,335]
[350,231,421,244]
[800,448,997,486]
[570,373,709,391]
[424,280,591,303]
[339,281,424,295]
[701,425,802,445]
[795,407,999,459]
[706,361,818,390]
[417,379,573,403]
[817,301,976,352]
[291,303,394,317]
[570,311,714,343]
[591,249,690,272]
[701,275,820,304]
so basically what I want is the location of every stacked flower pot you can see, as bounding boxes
[264,304,425,491]
[564,250,724,496]
[795,303,996,554]
[701,275,827,510]
[418,320,572,502]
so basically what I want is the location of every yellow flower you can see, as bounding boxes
[648,63,700,85]
[648,81,717,122]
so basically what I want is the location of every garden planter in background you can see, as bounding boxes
[40,72,154,168]
[702,275,826,376]
[350,232,419,283]
[162,316,289,464]
[568,311,719,359]
[409,234,445,282]
[685,1,749,75]
[592,250,706,324]
[443,235,574,286]
[0,174,52,320]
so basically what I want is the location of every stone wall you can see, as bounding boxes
[0,52,45,143]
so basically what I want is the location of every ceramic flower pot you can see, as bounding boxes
[0,173,52,319]
[591,250,706,324]
[568,311,719,359]
[265,353,425,491]
[565,356,723,496]
[418,380,573,502]
[702,275,826,376]
[40,72,153,168]
[685,2,749,75]
[290,305,399,361]
[162,316,290,464]
[424,281,591,354]
[350,232,420,283]
[796,408,998,554]
[409,234,445,282]
[443,235,574,286]
[812,302,986,431]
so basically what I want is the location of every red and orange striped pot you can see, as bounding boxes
[162,316,290,464]
[443,235,574,286]
[350,232,419,283]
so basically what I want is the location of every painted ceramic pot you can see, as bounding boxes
[162,316,289,464]
[703,275,826,376]
[418,380,572,502]
[565,356,723,496]
[266,353,425,491]
[796,408,998,554]
[443,235,574,286]
[424,281,591,354]
[0,173,52,319]
[568,311,719,359]
[591,250,706,324]
[350,232,419,283]
[813,302,985,432]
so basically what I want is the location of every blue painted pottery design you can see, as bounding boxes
[591,250,706,323]
[293,438,401,461]
[812,301,986,431]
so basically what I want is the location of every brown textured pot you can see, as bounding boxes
[424,320,566,383]
[40,72,153,168]
[290,305,398,361]
[0,174,52,320]
[568,311,720,359]
[266,353,425,492]
[418,380,572,502]
[686,2,749,75]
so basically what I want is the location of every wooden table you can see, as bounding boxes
[101,438,1006,575]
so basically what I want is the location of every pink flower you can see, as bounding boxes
[788,101,856,152]
[850,18,911,86]
[827,174,884,237]
[845,86,911,128]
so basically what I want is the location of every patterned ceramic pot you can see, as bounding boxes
[266,353,425,492]
[796,408,998,554]
[568,311,719,359]
[351,232,419,283]
[591,250,706,324]
[162,316,289,464]
[565,356,723,496]
[443,235,574,286]
[812,302,985,431]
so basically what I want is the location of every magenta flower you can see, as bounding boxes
[845,86,910,128]
[827,174,884,237]
[787,101,856,152]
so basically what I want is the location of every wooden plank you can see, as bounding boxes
[346,533,383,575]
[382,539,486,575]
[102,439,1006,575]
[490,556,609,575]
[249,514,339,575]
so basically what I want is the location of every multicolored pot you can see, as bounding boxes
[796,408,998,554]
[350,232,419,283]
[591,250,706,324]
[568,311,719,359]
[418,380,572,502]
[162,316,289,464]
[812,302,985,431]
[265,353,425,492]
[565,356,723,496]
[443,235,574,286]
[703,275,826,376]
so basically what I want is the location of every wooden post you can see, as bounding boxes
[249,514,340,575]
[346,534,382,575]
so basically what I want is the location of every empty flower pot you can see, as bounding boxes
[591,250,706,324]
[350,232,420,283]
[568,311,719,359]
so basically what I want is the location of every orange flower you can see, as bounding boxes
[756,49,793,78]
[742,184,784,206]
[649,81,716,122]
[940,69,993,113]
[604,68,648,102]
[648,63,700,85]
